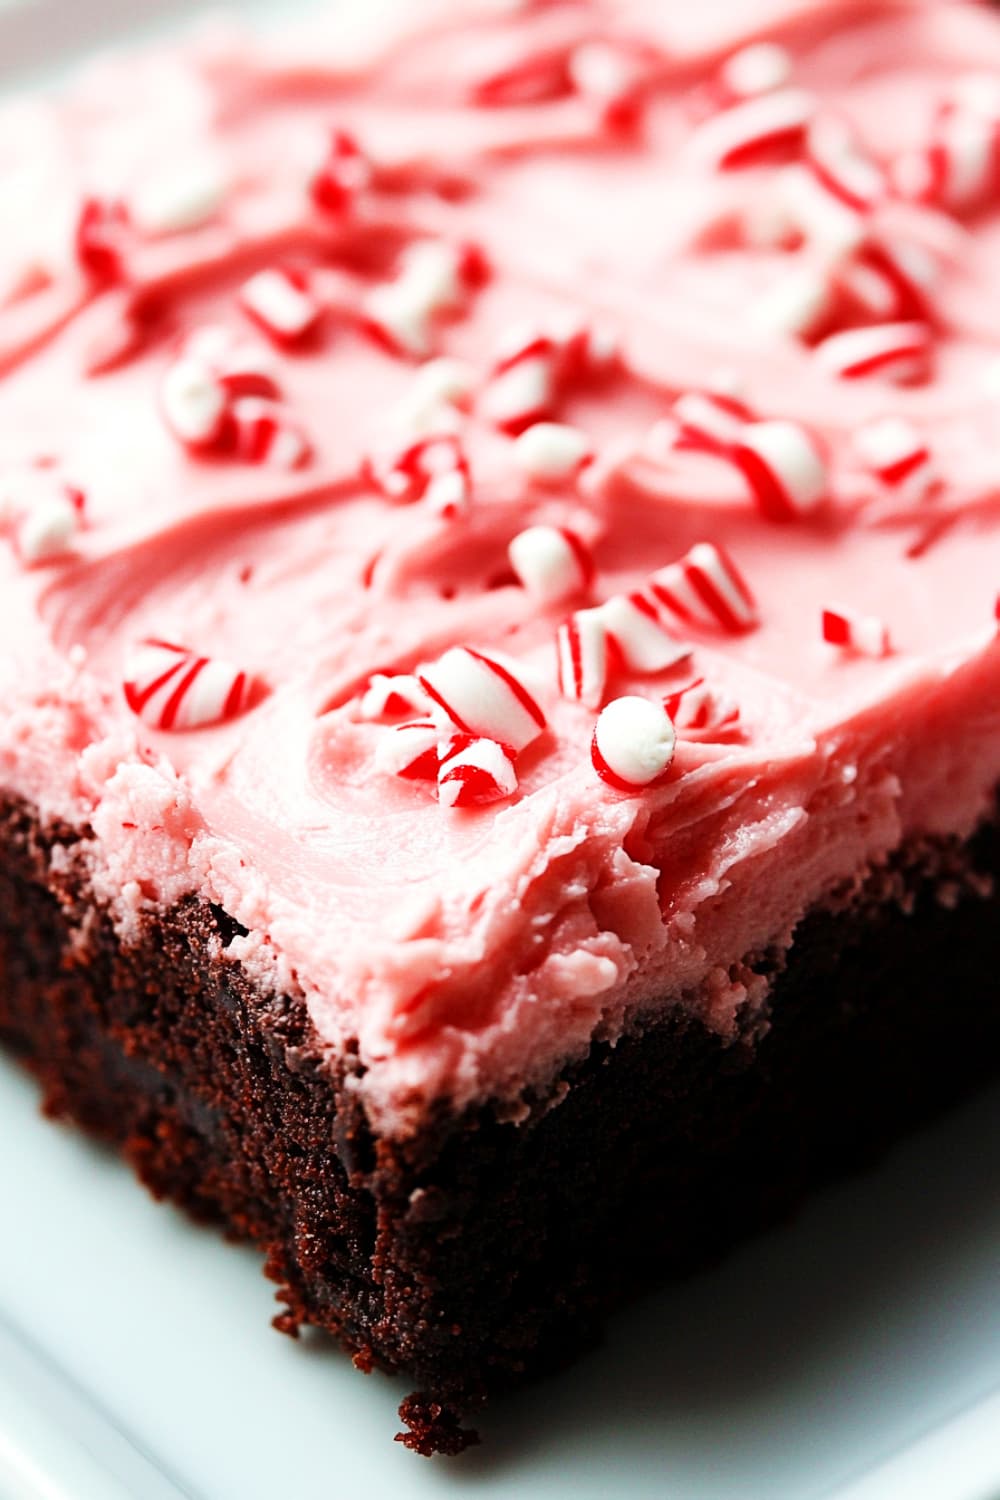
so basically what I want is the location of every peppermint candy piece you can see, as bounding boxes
[691,88,815,171]
[310,127,372,215]
[160,357,229,450]
[671,388,755,453]
[712,43,793,109]
[394,357,478,437]
[854,417,937,502]
[9,476,84,565]
[178,324,279,400]
[600,593,692,674]
[131,158,226,238]
[438,735,518,808]
[814,322,933,385]
[805,112,886,215]
[359,673,431,721]
[374,720,441,781]
[238,267,322,346]
[731,420,828,522]
[481,335,558,434]
[892,93,1000,212]
[649,542,759,634]
[367,433,471,509]
[592,695,676,792]
[123,639,254,731]
[419,646,546,753]
[508,524,594,604]
[821,606,890,658]
[568,41,646,131]
[557,608,608,709]
[74,196,129,282]
[513,421,593,483]
[230,397,312,470]
[837,238,937,326]
[750,263,835,340]
[365,240,488,359]
[663,677,740,735]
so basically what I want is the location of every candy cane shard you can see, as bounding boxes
[663,677,740,735]
[513,421,593,483]
[892,82,1000,212]
[418,647,546,753]
[74,196,129,281]
[10,476,84,565]
[238,268,322,346]
[592,695,676,792]
[310,127,372,215]
[690,87,815,171]
[365,239,488,359]
[438,735,518,808]
[123,640,255,730]
[814,322,933,384]
[599,592,692,673]
[557,608,609,708]
[839,238,938,326]
[230,397,312,470]
[509,525,594,604]
[359,673,432,721]
[671,388,755,452]
[731,420,828,521]
[178,324,279,400]
[374,720,441,781]
[854,417,937,501]
[649,541,759,634]
[821,606,890,658]
[366,434,471,507]
[159,357,230,450]
[804,111,886,215]
[481,342,558,434]
[394,357,478,438]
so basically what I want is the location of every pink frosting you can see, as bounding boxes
[4,0,1000,1134]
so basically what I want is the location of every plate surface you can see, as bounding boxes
[1,2,999,1496]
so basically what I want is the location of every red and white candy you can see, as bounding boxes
[804,111,887,216]
[837,237,937,326]
[557,608,609,709]
[438,735,518,808]
[591,695,676,793]
[4,472,85,565]
[365,240,487,359]
[821,606,890,658]
[374,719,441,781]
[731,420,828,521]
[649,542,759,635]
[814,321,933,384]
[74,196,129,281]
[359,672,431,721]
[663,677,740,735]
[854,417,937,502]
[230,397,312,470]
[670,388,755,453]
[159,357,229,450]
[366,433,471,515]
[509,524,593,605]
[238,267,322,346]
[513,421,593,483]
[481,331,559,434]
[567,40,647,131]
[892,88,1000,213]
[310,127,372,216]
[419,646,546,753]
[600,592,692,673]
[123,639,255,731]
[690,87,815,171]
[709,42,793,112]
[178,324,279,400]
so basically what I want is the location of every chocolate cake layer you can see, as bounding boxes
[2,791,999,1455]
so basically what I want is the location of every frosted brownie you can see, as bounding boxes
[3,0,1000,1454]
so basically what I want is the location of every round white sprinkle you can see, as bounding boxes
[513,421,592,482]
[592,695,676,791]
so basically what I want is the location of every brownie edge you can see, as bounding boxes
[1,791,1000,1456]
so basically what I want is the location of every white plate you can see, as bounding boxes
[1,2,999,1495]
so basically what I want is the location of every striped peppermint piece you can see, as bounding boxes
[557,608,609,709]
[854,417,937,501]
[690,88,815,171]
[131,158,227,238]
[513,421,593,483]
[892,93,1000,212]
[160,356,229,450]
[821,606,890,658]
[731,420,828,521]
[814,321,933,384]
[481,341,558,433]
[367,433,470,507]
[592,695,676,793]
[74,196,129,281]
[238,268,322,346]
[438,735,518,808]
[13,486,82,565]
[838,238,938,326]
[663,677,740,735]
[509,525,594,604]
[359,673,432,721]
[374,720,441,781]
[649,541,759,634]
[179,325,279,400]
[805,112,886,215]
[394,357,478,437]
[123,640,254,731]
[230,398,312,470]
[750,264,834,339]
[310,127,372,215]
[419,647,546,753]
[671,388,755,453]
[600,593,692,673]
[365,240,488,359]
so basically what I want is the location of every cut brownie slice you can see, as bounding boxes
[3,0,1000,1455]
